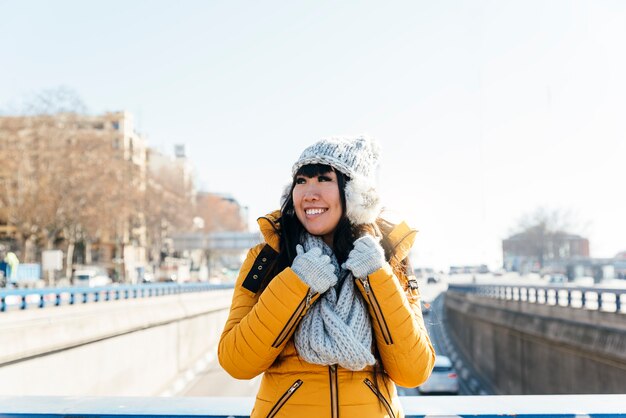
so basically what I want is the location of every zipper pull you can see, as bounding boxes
[289,380,302,393]
[361,277,371,294]
[305,290,315,308]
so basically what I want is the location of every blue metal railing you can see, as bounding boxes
[0,282,235,312]
[0,395,625,417]
[448,283,626,313]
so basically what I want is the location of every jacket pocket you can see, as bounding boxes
[363,378,396,418]
[358,277,393,345]
[266,379,303,418]
[272,289,315,348]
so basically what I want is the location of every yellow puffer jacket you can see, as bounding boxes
[218,211,435,418]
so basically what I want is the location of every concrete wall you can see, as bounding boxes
[444,290,626,394]
[0,289,233,396]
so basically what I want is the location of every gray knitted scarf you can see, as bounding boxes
[294,234,376,371]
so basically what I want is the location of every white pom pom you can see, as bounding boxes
[344,176,381,225]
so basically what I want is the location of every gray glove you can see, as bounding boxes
[291,245,337,293]
[343,235,386,278]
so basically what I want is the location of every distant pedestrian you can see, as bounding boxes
[218,137,435,417]
[4,251,19,283]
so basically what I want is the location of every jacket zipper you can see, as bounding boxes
[271,289,316,348]
[363,378,395,418]
[266,379,303,418]
[360,277,393,345]
[329,364,339,418]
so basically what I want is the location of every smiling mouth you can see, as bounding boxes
[305,208,328,216]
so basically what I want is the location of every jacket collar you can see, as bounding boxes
[257,210,282,252]
[257,210,417,261]
[387,221,417,263]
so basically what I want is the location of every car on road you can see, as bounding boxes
[545,274,567,285]
[72,266,112,287]
[418,355,459,395]
[415,267,440,284]
[421,301,432,315]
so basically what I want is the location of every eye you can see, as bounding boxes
[318,175,333,182]
[295,177,306,184]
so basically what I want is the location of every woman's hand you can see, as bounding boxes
[343,235,386,278]
[291,245,337,293]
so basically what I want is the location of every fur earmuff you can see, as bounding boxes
[344,176,381,225]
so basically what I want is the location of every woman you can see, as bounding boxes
[218,137,435,418]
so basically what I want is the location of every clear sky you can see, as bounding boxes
[2,0,625,269]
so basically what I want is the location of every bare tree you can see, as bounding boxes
[144,162,195,262]
[195,192,247,233]
[506,207,587,269]
[0,88,144,280]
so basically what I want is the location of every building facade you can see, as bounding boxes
[0,111,149,282]
[503,231,590,274]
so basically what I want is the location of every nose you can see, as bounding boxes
[302,183,320,201]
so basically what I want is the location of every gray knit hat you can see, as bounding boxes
[291,136,382,225]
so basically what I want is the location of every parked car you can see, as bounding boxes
[546,274,567,285]
[72,266,112,287]
[418,355,459,395]
[415,267,440,284]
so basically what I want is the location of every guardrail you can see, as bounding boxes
[0,282,235,312]
[0,395,625,417]
[448,283,626,313]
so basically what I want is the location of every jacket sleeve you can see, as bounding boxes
[218,244,319,379]
[355,262,436,387]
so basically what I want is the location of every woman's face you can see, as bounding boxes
[293,170,343,247]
